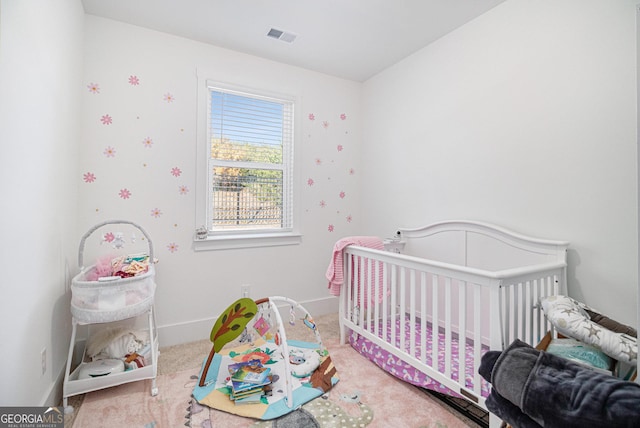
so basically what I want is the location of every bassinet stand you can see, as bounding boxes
[62,221,159,414]
[62,307,159,413]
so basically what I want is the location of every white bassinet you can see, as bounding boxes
[71,221,156,323]
[63,220,159,414]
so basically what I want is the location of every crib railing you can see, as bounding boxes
[338,245,566,407]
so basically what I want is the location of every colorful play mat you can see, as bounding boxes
[193,297,339,420]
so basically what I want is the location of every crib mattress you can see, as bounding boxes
[349,316,490,399]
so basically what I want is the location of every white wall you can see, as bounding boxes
[0,0,84,406]
[362,0,638,326]
[79,16,363,346]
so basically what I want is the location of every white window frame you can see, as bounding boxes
[195,73,301,251]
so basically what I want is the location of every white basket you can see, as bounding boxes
[71,220,156,323]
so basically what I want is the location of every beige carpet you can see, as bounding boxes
[65,313,484,428]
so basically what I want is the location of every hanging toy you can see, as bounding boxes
[239,327,254,345]
[289,305,296,326]
[101,231,115,245]
[112,232,126,249]
[254,316,271,337]
[303,314,316,331]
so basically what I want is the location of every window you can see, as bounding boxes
[195,78,300,250]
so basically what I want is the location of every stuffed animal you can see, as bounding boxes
[310,356,337,392]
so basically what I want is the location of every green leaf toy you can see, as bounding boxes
[199,298,258,387]
[210,298,257,353]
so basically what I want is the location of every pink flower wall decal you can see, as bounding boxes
[142,137,153,148]
[171,167,182,177]
[87,83,100,94]
[100,114,112,125]
[339,191,346,199]
[319,200,326,208]
[346,215,353,223]
[308,113,315,121]
[349,168,355,175]
[307,178,314,186]
[178,185,189,195]
[119,188,131,199]
[340,113,347,120]
[150,208,162,218]
[83,172,96,183]
[164,93,175,103]
[322,121,329,129]
[337,145,343,152]
[104,232,115,243]
[104,146,116,157]
[128,75,140,85]
[328,224,334,232]
[167,242,179,253]
[315,158,322,166]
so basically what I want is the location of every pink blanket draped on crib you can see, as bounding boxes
[326,236,385,307]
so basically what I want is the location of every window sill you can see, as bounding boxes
[193,232,302,251]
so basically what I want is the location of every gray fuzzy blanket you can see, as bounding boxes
[480,339,640,428]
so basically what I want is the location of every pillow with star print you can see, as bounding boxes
[541,295,637,364]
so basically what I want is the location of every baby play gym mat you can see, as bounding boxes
[192,296,338,420]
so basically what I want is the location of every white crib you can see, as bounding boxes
[337,220,569,426]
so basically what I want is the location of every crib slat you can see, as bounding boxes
[365,257,372,331]
[517,283,523,343]
[382,262,388,341]
[474,283,482,396]
[374,259,381,337]
[431,274,439,372]
[410,269,416,356]
[444,277,452,377]
[536,277,543,339]
[549,275,557,336]
[512,283,518,344]
[527,280,534,344]
[352,254,357,321]
[347,253,353,323]
[540,276,548,338]
[359,255,365,328]
[420,272,427,366]
[519,281,531,341]
[503,286,511,345]
[459,280,467,388]
[400,267,406,352]
[390,265,397,348]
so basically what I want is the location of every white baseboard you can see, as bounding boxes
[158,296,338,347]
[41,365,65,407]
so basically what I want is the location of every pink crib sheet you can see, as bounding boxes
[349,316,490,399]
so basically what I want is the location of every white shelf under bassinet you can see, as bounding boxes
[63,308,159,406]
[62,220,159,414]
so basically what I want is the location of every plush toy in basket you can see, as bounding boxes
[193,296,339,420]
[71,220,157,324]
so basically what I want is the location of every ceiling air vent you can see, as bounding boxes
[267,28,297,43]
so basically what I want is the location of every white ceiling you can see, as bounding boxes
[81,0,506,82]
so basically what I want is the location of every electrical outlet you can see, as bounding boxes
[41,348,46,375]
[240,285,251,298]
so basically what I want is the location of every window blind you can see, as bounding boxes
[207,86,294,231]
